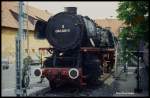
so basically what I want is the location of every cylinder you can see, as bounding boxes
[64,7,77,14]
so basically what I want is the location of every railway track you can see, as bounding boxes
[29,84,83,96]
[29,87,51,96]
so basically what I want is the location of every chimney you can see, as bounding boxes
[64,7,77,14]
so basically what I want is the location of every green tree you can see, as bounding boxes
[116,1,149,64]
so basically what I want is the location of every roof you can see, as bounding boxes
[95,19,126,37]
[2,2,52,31]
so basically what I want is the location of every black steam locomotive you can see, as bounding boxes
[34,7,117,89]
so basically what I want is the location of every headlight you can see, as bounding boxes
[34,68,42,77]
[68,68,79,79]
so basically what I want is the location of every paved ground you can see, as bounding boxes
[2,64,16,96]
[1,64,48,96]
[1,61,149,97]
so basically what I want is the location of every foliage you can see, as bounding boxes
[116,1,149,63]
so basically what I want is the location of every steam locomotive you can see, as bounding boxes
[34,7,117,89]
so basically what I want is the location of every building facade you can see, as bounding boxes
[95,19,126,37]
[2,2,52,63]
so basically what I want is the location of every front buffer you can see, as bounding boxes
[34,67,86,89]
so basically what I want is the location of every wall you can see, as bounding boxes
[95,19,126,37]
[2,27,50,64]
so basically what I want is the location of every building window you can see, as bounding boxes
[10,10,19,21]
[105,27,111,31]
[10,10,36,26]
[28,15,36,25]
[35,16,45,22]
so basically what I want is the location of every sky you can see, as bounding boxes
[26,1,119,19]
